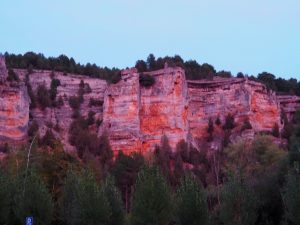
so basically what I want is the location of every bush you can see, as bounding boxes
[139,73,155,87]
[272,123,280,137]
[89,98,104,107]
[36,84,51,109]
[69,96,82,110]
[242,119,252,131]
[7,68,19,82]
[215,117,221,126]
[223,114,235,130]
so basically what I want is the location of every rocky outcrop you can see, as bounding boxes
[0,57,29,143]
[101,68,284,153]
[277,95,300,121]
[15,69,107,149]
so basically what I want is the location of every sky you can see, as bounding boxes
[0,0,299,79]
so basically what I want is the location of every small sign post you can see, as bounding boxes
[26,217,33,225]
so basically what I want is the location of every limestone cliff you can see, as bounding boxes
[0,57,299,153]
[0,57,29,143]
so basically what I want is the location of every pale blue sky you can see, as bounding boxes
[0,0,299,79]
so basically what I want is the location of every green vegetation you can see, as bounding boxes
[5,52,121,83]
[139,73,155,87]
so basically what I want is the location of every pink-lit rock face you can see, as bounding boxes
[15,69,107,150]
[0,84,29,143]
[102,70,283,153]
[277,95,300,121]
[100,68,189,154]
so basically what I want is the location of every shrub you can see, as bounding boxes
[28,121,39,137]
[242,119,252,131]
[215,117,221,126]
[87,111,95,125]
[68,96,82,110]
[272,123,280,137]
[139,73,155,87]
[223,114,235,130]
[89,98,104,107]
[36,84,51,109]
[7,68,19,82]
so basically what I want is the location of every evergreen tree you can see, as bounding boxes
[78,170,111,225]
[60,169,111,225]
[220,175,257,225]
[103,175,125,225]
[131,166,173,225]
[0,169,13,224]
[282,169,300,225]
[14,168,54,225]
[176,175,209,225]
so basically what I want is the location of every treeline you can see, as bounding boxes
[0,108,300,225]
[4,52,121,83]
[135,54,300,96]
[4,52,300,95]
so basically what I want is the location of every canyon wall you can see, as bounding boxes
[0,56,299,153]
[0,57,29,144]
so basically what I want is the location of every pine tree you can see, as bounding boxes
[282,169,300,224]
[220,175,257,225]
[131,166,173,225]
[0,169,13,224]
[176,175,209,225]
[103,175,125,225]
[14,168,54,225]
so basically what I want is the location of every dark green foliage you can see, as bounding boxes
[14,169,54,225]
[176,175,209,225]
[237,72,245,78]
[50,78,61,101]
[215,116,221,126]
[89,98,103,107]
[0,169,13,224]
[207,118,214,141]
[111,151,145,212]
[98,133,113,164]
[242,119,252,131]
[68,96,82,110]
[69,116,99,158]
[60,169,111,225]
[87,110,96,125]
[283,169,300,225]
[272,123,280,137]
[5,52,121,83]
[131,166,173,225]
[135,60,147,72]
[139,73,155,87]
[7,68,19,81]
[28,121,39,137]
[27,83,37,109]
[36,84,51,109]
[103,176,125,225]
[223,113,235,130]
[220,176,257,225]
[216,70,232,78]
[257,72,277,91]
[184,61,215,80]
[40,129,56,148]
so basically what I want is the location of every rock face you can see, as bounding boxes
[15,69,107,149]
[277,95,300,121]
[101,68,284,153]
[187,78,282,146]
[0,57,29,143]
[100,67,189,154]
[0,57,299,153]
